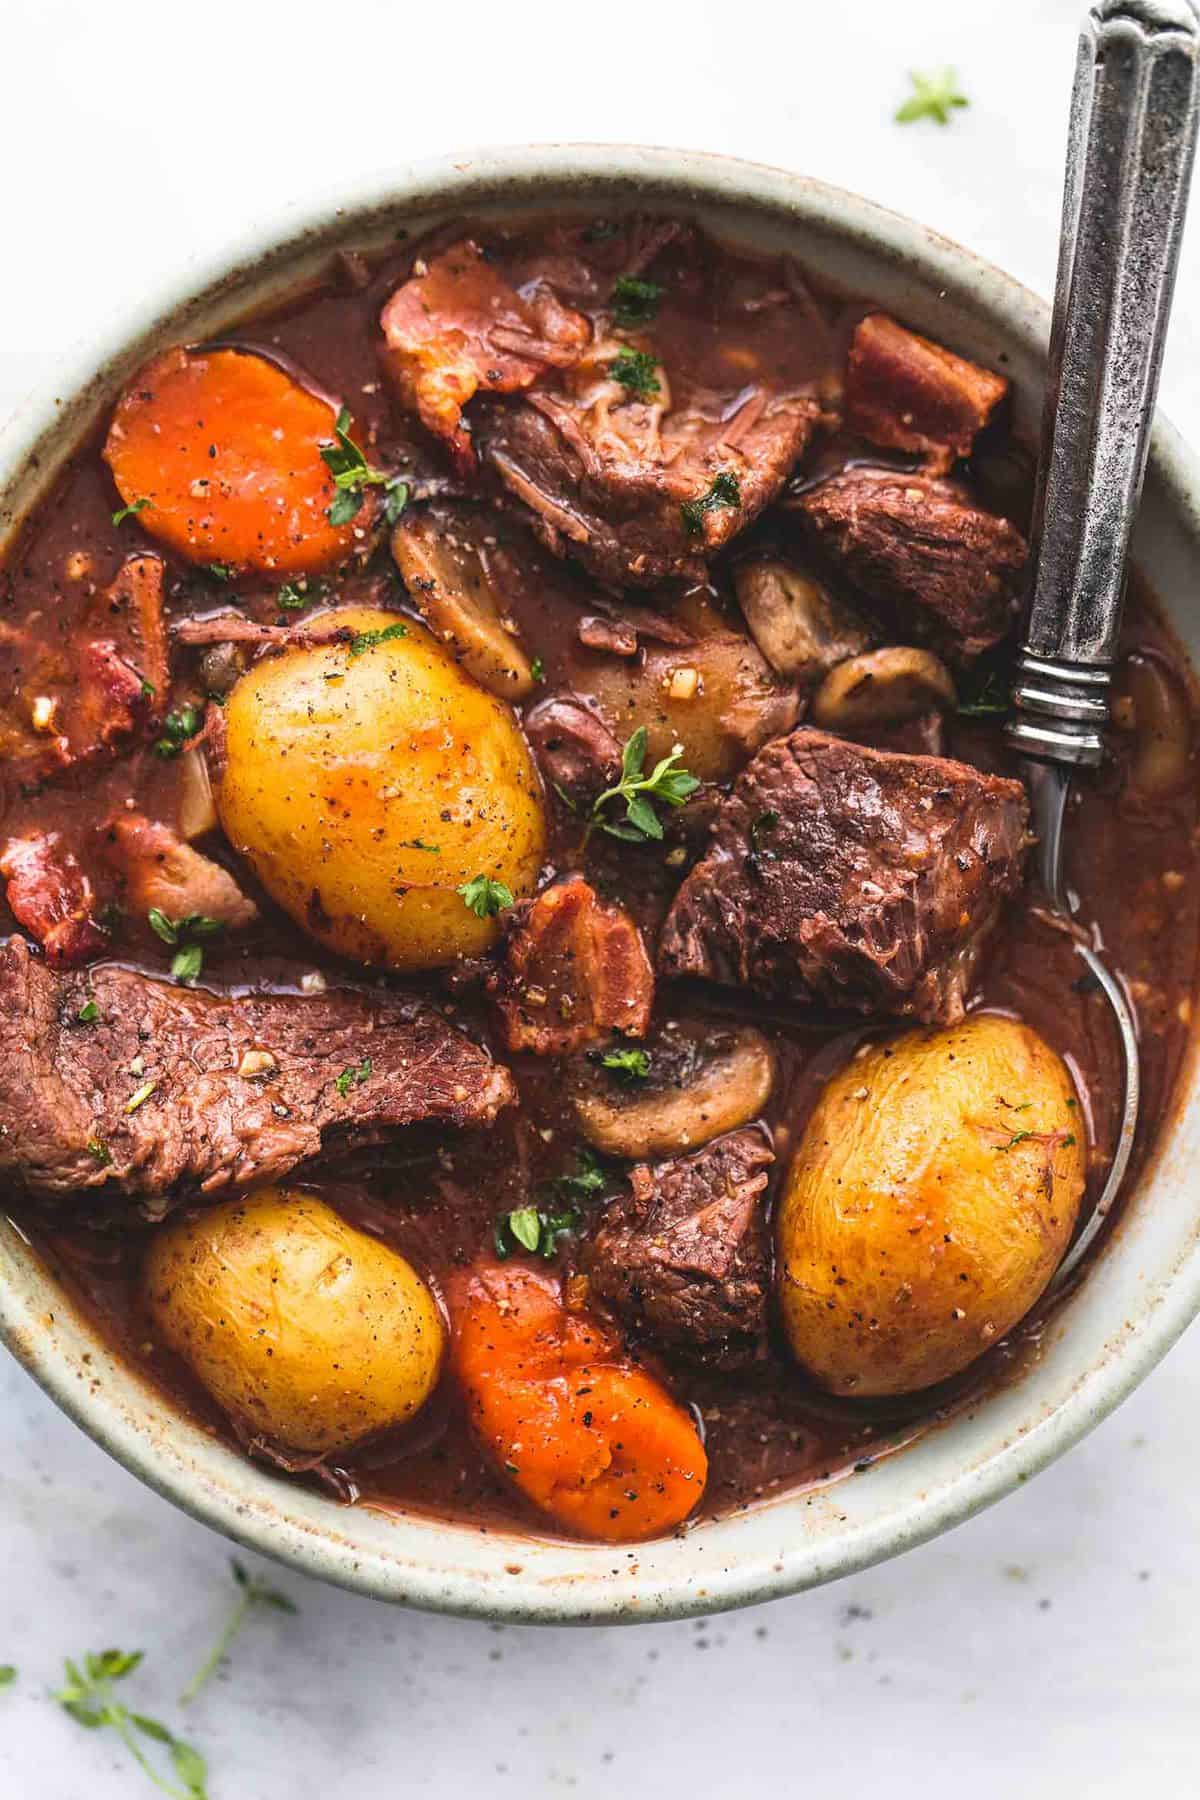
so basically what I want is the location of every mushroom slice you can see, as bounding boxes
[811,646,955,732]
[571,1022,775,1160]
[1111,649,1193,799]
[178,745,218,840]
[391,510,535,699]
[733,557,872,685]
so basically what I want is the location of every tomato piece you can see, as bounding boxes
[103,347,367,575]
[450,1261,707,1542]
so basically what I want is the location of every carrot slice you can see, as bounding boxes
[450,1261,707,1542]
[103,347,367,575]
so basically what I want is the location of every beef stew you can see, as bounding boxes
[1,212,1196,1545]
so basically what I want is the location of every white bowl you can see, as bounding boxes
[2,144,1199,1624]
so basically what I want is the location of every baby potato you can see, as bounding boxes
[143,1187,445,1453]
[778,1014,1086,1397]
[216,607,546,969]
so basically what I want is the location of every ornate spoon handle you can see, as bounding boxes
[1007,0,1200,767]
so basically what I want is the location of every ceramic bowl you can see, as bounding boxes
[2,145,1199,1624]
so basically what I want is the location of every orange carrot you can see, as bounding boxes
[103,347,369,576]
[449,1261,707,1543]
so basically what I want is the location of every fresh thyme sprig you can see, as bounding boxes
[590,726,699,842]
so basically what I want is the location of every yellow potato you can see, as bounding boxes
[216,607,546,969]
[777,1014,1086,1396]
[143,1187,445,1453]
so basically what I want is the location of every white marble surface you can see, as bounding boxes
[4,0,1200,1793]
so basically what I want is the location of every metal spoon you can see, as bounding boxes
[1007,0,1200,1282]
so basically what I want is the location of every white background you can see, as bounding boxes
[4,1,1200,1794]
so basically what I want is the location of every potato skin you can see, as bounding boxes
[143,1187,445,1453]
[778,1014,1086,1396]
[216,607,546,969]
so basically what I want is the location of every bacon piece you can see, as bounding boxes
[0,833,106,967]
[86,553,170,702]
[844,313,1009,472]
[380,240,591,472]
[75,640,154,755]
[101,814,257,930]
[0,555,166,783]
[492,877,654,1054]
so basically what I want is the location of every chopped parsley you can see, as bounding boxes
[112,497,150,527]
[0,1666,14,1689]
[153,706,202,758]
[319,406,409,525]
[346,621,408,657]
[608,348,661,400]
[86,1138,112,1166]
[334,1056,372,1097]
[550,1145,609,1201]
[681,471,742,536]
[54,1648,210,1799]
[400,838,440,854]
[169,945,203,984]
[591,725,700,842]
[895,67,969,126]
[147,910,224,984]
[530,655,546,683]
[76,998,100,1024]
[276,580,310,610]
[994,1129,1035,1152]
[457,874,514,918]
[140,678,157,702]
[595,1046,651,1083]
[958,660,1012,718]
[383,479,410,526]
[494,1203,581,1261]
[205,563,231,582]
[749,809,780,865]
[611,275,662,328]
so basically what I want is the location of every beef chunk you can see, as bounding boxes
[658,728,1029,1024]
[379,240,591,473]
[0,938,515,1211]
[381,221,833,588]
[100,813,257,930]
[483,377,821,590]
[577,613,638,656]
[524,694,623,807]
[585,1127,773,1367]
[795,468,1026,664]
[575,602,695,655]
[845,312,1009,472]
[846,708,947,758]
[0,835,106,967]
[492,877,653,1054]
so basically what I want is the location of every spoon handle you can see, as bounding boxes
[1007,0,1200,767]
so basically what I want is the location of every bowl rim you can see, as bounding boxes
[4,141,1200,1625]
